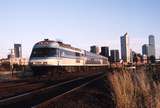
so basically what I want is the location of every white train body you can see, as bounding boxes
[29,39,109,75]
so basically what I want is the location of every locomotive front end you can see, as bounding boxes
[29,39,59,75]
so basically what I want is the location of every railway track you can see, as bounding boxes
[0,72,106,108]
[0,78,77,100]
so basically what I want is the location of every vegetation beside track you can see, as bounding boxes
[108,64,160,108]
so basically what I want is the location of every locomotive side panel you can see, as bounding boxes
[58,48,84,66]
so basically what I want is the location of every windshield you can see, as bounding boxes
[30,48,57,58]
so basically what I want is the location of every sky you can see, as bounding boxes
[0,0,160,58]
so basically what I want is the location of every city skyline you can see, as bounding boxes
[0,0,160,58]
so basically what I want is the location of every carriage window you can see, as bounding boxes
[60,49,75,57]
[31,48,57,58]
[76,52,80,56]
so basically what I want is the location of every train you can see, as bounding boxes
[29,39,109,77]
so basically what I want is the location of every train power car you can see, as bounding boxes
[29,39,109,77]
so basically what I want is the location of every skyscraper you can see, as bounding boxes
[110,50,119,62]
[14,44,22,58]
[90,45,99,54]
[120,32,130,62]
[100,46,109,57]
[148,35,155,57]
[130,49,135,63]
[142,44,149,56]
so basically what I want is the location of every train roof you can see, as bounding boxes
[34,39,82,52]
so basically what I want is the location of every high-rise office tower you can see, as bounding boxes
[148,35,155,57]
[130,49,134,63]
[120,32,130,62]
[90,45,99,54]
[14,44,22,58]
[142,44,149,56]
[110,50,119,62]
[100,46,109,57]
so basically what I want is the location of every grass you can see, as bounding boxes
[108,67,160,108]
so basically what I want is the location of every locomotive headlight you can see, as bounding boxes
[43,62,48,64]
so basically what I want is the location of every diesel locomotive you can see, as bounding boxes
[29,39,109,76]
